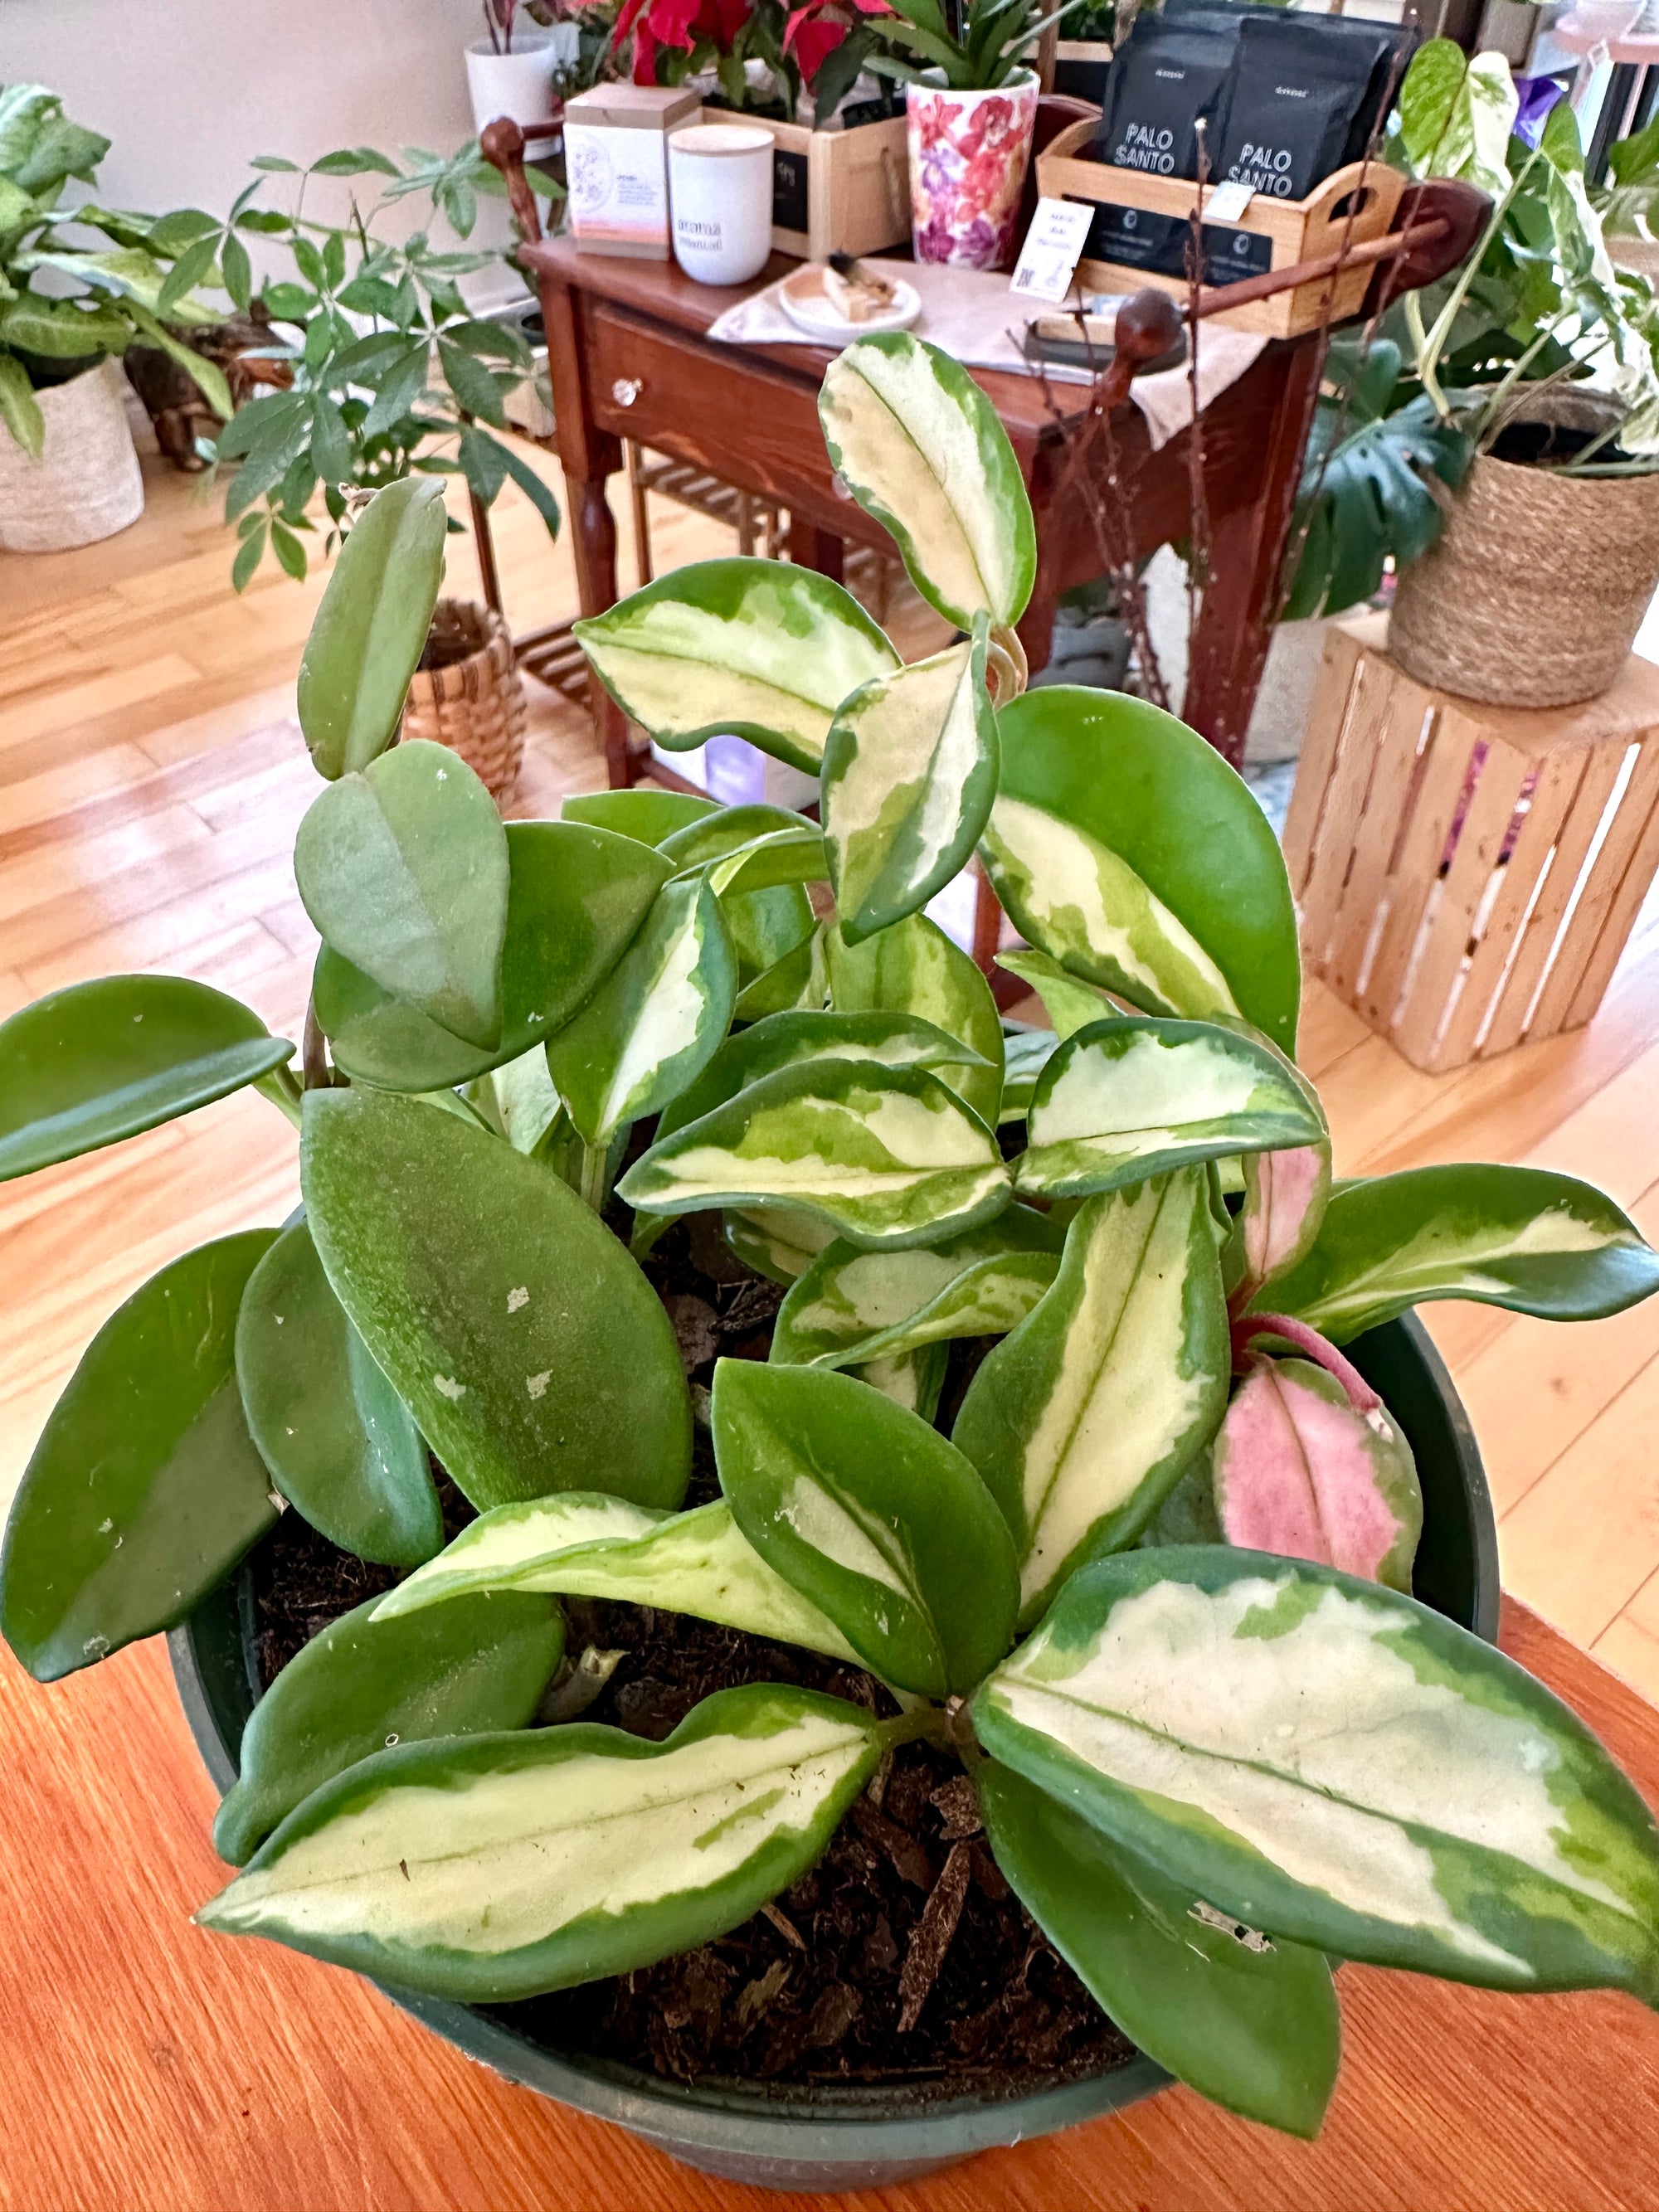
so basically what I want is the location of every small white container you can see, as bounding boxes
[669,121,776,287]
[465,33,557,134]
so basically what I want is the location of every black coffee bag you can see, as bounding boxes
[1212,13,1406,202]
[1092,7,1242,180]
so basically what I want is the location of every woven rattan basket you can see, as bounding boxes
[401,598,527,804]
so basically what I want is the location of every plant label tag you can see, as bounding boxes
[1010,199,1096,304]
[1205,179,1255,221]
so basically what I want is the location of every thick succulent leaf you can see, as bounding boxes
[302,1089,691,1512]
[771,1206,1064,1369]
[561,789,718,846]
[855,1344,947,1420]
[572,557,899,774]
[658,804,814,878]
[197,1685,886,2000]
[1019,1018,1326,1203]
[0,1232,280,1681]
[485,1043,563,1155]
[1235,1143,1333,1307]
[1000,1027,1059,1122]
[707,828,829,898]
[722,1203,839,1284]
[996,948,1119,1039]
[296,475,448,780]
[953,1173,1229,1626]
[986,688,1301,1056]
[294,740,509,1051]
[620,1059,1012,1252]
[212,1589,562,1866]
[818,334,1036,631]
[546,874,737,1147]
[315,822,669,1091]
[979,1762,1341,2139]
[1261,1165,1659,1343]
[235,1221,440,1568]
[372,1490,863,1664]
[1213,1358,1422,1592]
[0,975,291,1181]
[713,1359,1019,1696]
[975,1548,1659,1997]
[659,805,820,989]
[821,624,999,945]
[735,926,828,1021]
[827,909,1004,1127]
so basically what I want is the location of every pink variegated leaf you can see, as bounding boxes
[1233,1140,1331,1309]
[1212,1356,1422,1592]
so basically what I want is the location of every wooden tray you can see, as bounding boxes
[769,114,911,261]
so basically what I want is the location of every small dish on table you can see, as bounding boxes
[778,259,922,338]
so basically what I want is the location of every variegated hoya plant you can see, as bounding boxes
[6,336,1659,2141]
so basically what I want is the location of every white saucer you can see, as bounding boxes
[777,263,922,338]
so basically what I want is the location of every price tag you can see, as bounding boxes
[1010,198,1096,304]
[1204,179,1256,222]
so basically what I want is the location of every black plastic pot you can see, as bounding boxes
[170,1311,1498,2193]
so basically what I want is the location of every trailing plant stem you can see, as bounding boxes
[254,1065,304,1128]
[579,1138,609,1214]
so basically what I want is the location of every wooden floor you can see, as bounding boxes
[5,425,1659,1703]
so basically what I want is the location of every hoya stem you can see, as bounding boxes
[579,1139,609,1214]
[253,1064,304,1129]
[1234,1312,1382,1415]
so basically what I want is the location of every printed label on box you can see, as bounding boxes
[1010,197,1096,303]
[565,121,669,246]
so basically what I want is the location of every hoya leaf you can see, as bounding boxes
[1234,1143,1333,1310]
[0,1232,280,1682]
[979,1762,1341,2139]
[722,1203,839,1285]
[485,1043,563,1155]
[212,1588,562,1866]
[713,1359,1019,1696]
[708,828,830,898]
[953,1172,1229,1627]
[296,475,448,779]
[546,874,737,1147]
[301,1089,691,1513]
[315,822,669,1091]
[821,624,1000,945]
[818,334,1036,631]
[572,557,899,774]
[0,975,291,1182]
[1018,1018,1326,1203]
[620,1059,1012,1252]
[986,688,1300,1057]
[827,909,1004,1127]
[1260,1165,1659,1343]
[996,948,1119,1039]
[734,927,828,1022]
[658,804,815,879]
[197,1685,885,2000]
[235,1221,440,1567]
[975,1548,1659,1998]
[855,1343,948,1420]
[294,740,509,1051]
[657,805,819,989]
[561,788,718,846]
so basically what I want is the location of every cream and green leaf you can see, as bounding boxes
[827,908,1004,1128]
[722,1203,841,1285]
[996,947,1121,1039]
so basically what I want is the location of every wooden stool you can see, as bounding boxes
[1284,611,1659,1073]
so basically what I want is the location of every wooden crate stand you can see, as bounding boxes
[1284,612,1659,1072]
[769,115,910,260]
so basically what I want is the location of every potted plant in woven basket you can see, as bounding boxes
[7,336,1659,2190]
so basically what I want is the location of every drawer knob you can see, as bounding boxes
[611,377,643,408]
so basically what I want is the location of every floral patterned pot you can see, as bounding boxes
[907,69,1039,270]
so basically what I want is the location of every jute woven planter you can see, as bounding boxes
[401,598,527,805]
[1391,393,1659,710]
[0,360,144,554]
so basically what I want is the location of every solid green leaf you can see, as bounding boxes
[561,788,718,847]
[713,1359,1019,1697]
[0,1232,280,1681]
[301,1089,691,1512]
[0,352,46,459]
[212,1587,562,1865]
[827,909,1004,1127]
[0,974,292,1182]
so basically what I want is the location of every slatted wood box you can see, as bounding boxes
[1034,117,1405,336]
[768,114,911,260]
[1285,613,1659,1073]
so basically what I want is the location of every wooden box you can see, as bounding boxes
[1034,116,1406,337]
[1284,614,1659,1073]
[768,114,911,260]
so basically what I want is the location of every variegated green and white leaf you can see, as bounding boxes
[733,925,828,1021]
[1259,1165,1659,1343]
[706,826,830,897]
[572,557,899,774]
[620,1059,1012,1251]
[484,1042,563,1156]
[855,1344,948,1420]
[1000,1026,1059,1122]
[974,1548,1659,1997]
[997,947,1121,1039]
[821,621,999,946]
[818,334,1036,631]
[1233,1142,1333,1308]
[659,802,818,986]
[827,909,1004,1127]
[197,1684,886,2001]
[1019,1018,1325,1203]
[953,1172,1229,1626]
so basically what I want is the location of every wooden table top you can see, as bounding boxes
[5,1596,1657,2212]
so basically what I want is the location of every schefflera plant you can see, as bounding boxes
[2,344,1659,2142]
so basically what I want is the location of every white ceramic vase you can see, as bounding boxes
[0,359,144,555]
[465,34,561,134]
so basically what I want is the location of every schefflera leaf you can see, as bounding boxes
[979,1762,1341,2139]
[827,908,1004,1128]
[212,1587,562,1866]
[713,1359,1019,1697]
[984,688,1301,1056]
[1019,1017,1326,1203]
[974,1548,1659,1999]
[0,1231,281,1681]
[620,1058,1012,1252]
[572,557,899,773]
[1260,1164,1659,1341]
[235,1220,440,1568]
[953,1171,1229,1627]
[821,620,999,946]
[302,1089,691,1512]
[197,1684,887,2001]
[0,975,292,1182]
[818,333,1036,631]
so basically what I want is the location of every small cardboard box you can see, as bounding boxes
[767,112,911,260]
[564,84,702,260]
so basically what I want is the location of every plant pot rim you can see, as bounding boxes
[168,1310,1496,2190]
[466,32,557,56]
[910,66,1039,95]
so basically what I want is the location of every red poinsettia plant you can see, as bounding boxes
[616,0,802,110]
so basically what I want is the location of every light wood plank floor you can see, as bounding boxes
[5,428,1659,1702]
